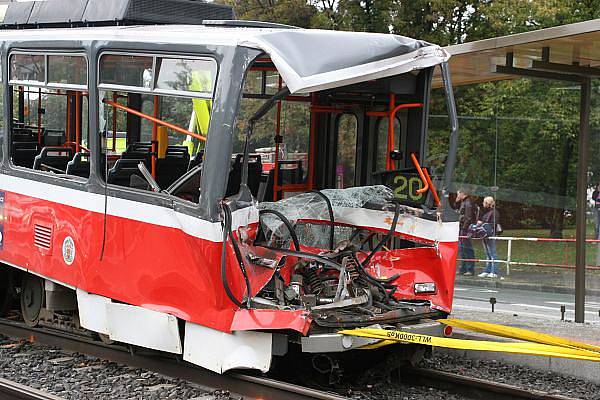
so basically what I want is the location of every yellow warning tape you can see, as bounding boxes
[338,325,600,362]
[439,319,600,353]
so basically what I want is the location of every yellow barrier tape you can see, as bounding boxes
[338,328,600,362]
[439,319,600,354]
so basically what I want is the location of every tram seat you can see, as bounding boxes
[66,152,90,178]
[33,147,74,173]
[260,160,304,202]
[43,129,65,147]
[11,131,39,168]
[188,150,204,171]
[225,154,262,198]
[107,159,146,187]
[156,146,190,188]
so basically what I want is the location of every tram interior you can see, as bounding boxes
[8,53,441,212]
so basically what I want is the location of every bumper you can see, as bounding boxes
[301,319,445,353]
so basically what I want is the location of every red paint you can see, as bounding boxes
[0,187,458,337]
[232,309,312,335]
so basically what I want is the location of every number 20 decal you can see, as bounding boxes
[393,175,423,201]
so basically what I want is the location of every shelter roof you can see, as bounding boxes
[433,18,600,88]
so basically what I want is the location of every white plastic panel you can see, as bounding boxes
[76,289,111,335]
[184,322,272,374]
[106,303,182,354]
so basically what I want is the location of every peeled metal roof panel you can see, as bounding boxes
[241,30,450,93]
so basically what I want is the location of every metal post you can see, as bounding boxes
[575,77,591,323]
[506,238,512,276]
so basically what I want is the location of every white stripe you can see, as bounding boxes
[0,173,454,244]
[0,173,259,243]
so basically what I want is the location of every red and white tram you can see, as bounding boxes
[0,0,460,374]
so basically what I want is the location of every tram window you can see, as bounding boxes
[9,53,89,177]
[336,114,358,189]
[98,54,215,195]
[155,58,216,96]
[233,69,311,201]
[99,55,153,89]
[48,55,87,86]
[10,54,45,84]
[10,86,89,174]
[375,117,401,172]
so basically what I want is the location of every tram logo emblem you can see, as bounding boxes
[62,236,75,265]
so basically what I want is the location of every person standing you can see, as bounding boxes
[478,196,500,278]
[455,190,478,276]
[593,184,600,239]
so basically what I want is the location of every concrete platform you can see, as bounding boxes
[440,309,600,384]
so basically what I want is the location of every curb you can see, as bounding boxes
[455,277,600,297]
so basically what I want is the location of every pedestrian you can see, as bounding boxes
[593,184,600,239]
[478,196,501,278]
[455,189,478,276]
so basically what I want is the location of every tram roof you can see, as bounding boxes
[0,24,450,94]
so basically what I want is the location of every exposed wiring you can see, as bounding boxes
[361,201,401,268]
[311,190,335,250]
[220,202,252,308]
[258,209,300,251]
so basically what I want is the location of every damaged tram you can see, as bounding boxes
[0,4,460,374]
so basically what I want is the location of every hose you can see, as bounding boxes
[220,202,252,308]
[311,190,335,250]
[258,209,300,251]
[361,201,401,268]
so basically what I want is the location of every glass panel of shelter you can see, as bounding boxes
[427,64,588,301]
[98,53,216,199]
[8,52,89,178]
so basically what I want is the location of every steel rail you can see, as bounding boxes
[402,367,581,400]
[0,377,64,400]
[0,319,347,400]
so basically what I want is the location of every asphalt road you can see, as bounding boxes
[453,285,600,322]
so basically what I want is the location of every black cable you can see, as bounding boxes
[258,245,343,271]
[258,209,300,251]
[311,190,335,250]
[220,202,252,308]
[361,201,401,268]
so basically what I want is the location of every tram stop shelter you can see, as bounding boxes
[433,18,600,323]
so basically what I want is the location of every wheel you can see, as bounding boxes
[20,274,44,327]
[0,269,15,316]
[98,333,114,345]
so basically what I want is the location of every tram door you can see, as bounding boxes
[334,114,359,189]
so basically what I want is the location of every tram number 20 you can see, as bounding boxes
[392,174,424,202]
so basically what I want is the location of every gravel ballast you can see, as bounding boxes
[422,352,600,399]
[0,334,236,400]
[2,332,600,399]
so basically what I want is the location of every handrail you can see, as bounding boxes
[410,153,429,195]
[423,167,441,206]
[103,99,206,142]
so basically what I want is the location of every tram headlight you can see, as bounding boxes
[414,282,436,294]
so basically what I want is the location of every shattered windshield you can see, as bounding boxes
[258,185,394,248]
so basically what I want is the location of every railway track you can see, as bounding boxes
[0,318,587,400]
[0,319,347,400]
[402,367,582,400]
[0,377,64,400]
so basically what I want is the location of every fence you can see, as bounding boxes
[458,236,600,275]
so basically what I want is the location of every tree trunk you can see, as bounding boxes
[550,134,574,238]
